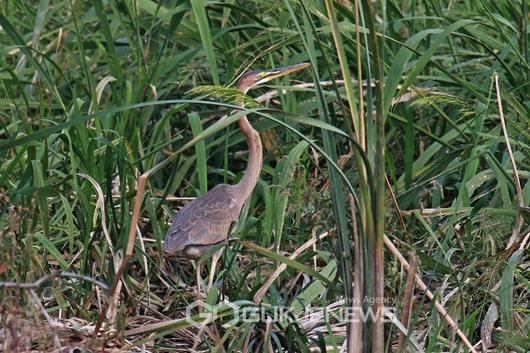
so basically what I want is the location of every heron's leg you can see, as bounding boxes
[193,260,203,310]
[193,261,227,353]
[190,260,204,352]
[207,249,223,291]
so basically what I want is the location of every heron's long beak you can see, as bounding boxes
[257,62,311,85]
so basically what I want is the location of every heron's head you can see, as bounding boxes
[237,62,311,93]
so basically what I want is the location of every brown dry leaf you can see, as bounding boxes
[480,302,498,351]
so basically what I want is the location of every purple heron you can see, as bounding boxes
[163,62,311,258]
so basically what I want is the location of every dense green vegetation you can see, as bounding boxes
[0,0,528,352]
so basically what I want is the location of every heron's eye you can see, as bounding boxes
[256,72,267,80]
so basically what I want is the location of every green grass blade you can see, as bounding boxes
[189,112,208,195]
[190,0,219,85]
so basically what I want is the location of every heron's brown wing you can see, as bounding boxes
[163,184,241,254]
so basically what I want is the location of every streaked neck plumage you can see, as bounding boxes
[234,84,263,205]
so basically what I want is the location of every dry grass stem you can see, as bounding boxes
[383,235,478,353]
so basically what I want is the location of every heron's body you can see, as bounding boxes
[163,62,310,258]
[163,184,240,258]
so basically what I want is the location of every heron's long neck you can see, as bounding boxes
[236,103,262,204]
